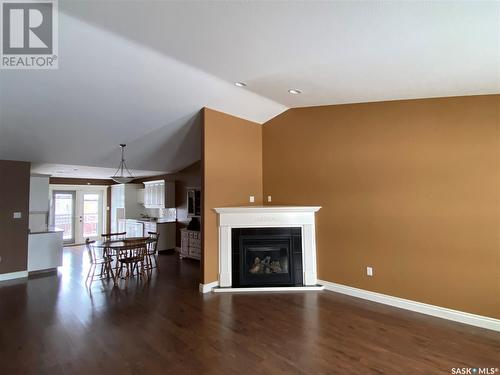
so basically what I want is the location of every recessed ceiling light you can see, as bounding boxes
[288,89,302,95]
[234,82,247,87]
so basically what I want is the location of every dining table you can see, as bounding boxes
[94,237,154,286]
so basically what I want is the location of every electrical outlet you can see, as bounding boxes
[366,266,373,277]
[249,196,255,203]
[13,212,22,219]
[267,195,272,203]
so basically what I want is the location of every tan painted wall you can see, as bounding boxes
[262,95,500,318]
[202,108,263,283]
[0,160,30,275]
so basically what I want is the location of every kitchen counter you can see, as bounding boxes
[135,218,176,224]
[29,226,64,235]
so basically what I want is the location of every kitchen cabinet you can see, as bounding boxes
[111,184,143,232]
[143,180,175,209]
[137,189,145,204]
[143,180,163,208]
[127,220,176,251]
[126,219,144,237]
[143,221,176,251]
[29,175,50,212]
[29,175,50,233]
[180,229,201,260]
[28,231,63,273]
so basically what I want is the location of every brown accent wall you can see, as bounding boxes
[49,177,114,185]
[172,161,201,247]
[262,95,500,318]
[0,160,30,274]
[203,108,263,283]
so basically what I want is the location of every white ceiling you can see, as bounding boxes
[30,163,164,180]
[1,1,498,178]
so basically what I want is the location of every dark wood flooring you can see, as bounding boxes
[0,247,498,374]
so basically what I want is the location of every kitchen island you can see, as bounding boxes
[28,227,64,274]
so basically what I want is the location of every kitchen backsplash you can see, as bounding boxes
[161,208,177,221]
[143,207,177,221]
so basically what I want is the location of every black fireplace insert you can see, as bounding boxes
[232,227,303,287]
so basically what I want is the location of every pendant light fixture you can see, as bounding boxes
[111,144,135,184]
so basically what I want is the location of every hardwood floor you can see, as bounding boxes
[0,247,498,374]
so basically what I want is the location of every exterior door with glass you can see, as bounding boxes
[75,191,103,243]
[52,191,76,244]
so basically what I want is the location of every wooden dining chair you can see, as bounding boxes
[145,231,160,271]
[85,239,114,286]
[115,239,148,285]
[101,232,127,241]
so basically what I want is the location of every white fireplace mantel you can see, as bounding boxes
[213,206,321,289]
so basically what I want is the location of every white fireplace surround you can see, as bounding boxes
[213,206,321,291]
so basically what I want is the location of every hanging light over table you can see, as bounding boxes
[111,144,135,184]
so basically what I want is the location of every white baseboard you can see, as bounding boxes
[199,281,219,294]
[213,285,324,293]
[318,279,500,332]
[0,270,28,282]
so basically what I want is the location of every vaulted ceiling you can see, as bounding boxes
[1,1,498,178]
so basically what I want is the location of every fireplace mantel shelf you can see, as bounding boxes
[214,206,321,214]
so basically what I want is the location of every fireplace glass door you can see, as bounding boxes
[241,238,293,286]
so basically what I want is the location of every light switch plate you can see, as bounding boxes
[13,212,22,219]
[366,266,373,276]
[267,195,272,202]
[249,196,255,203]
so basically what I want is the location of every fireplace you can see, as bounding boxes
[232,228,303,287]
[212,206,321,292]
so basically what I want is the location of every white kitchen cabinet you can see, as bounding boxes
[143,180,163,208]
[137,188,145,204]
[29,175,50,212]
[29,175,50,232]
[111,184,143,232]
[126,219,144,237]
[143,180,175,209]
[28,231,63,272]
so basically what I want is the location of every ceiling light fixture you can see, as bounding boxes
[111,144,135,184]
[288,89,302,95]
[234,82,247,87]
